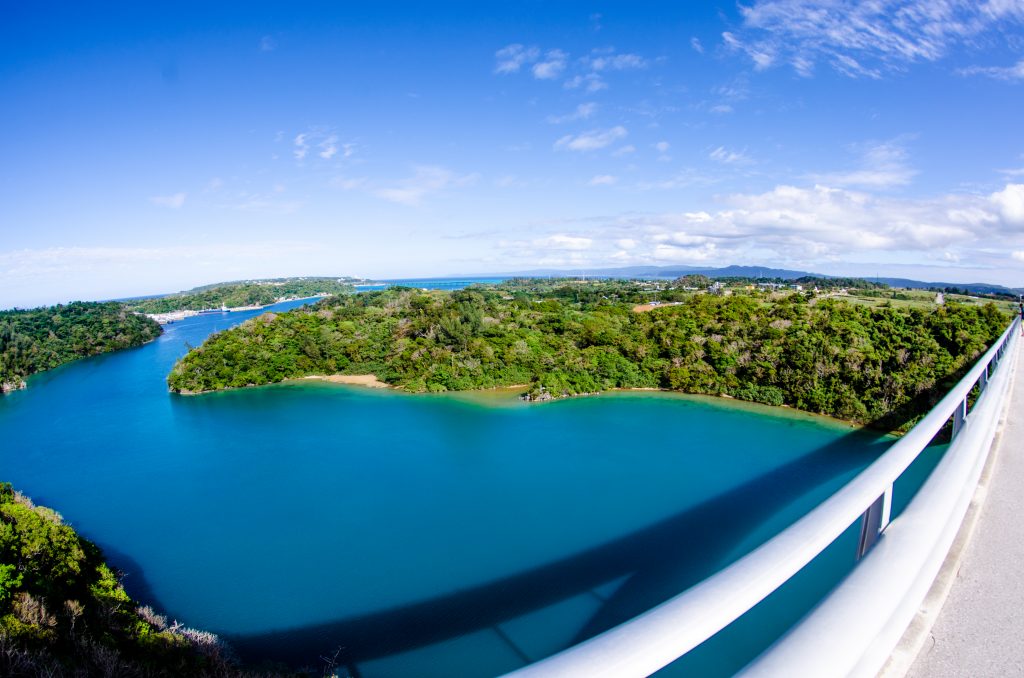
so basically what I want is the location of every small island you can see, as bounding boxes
[166,278,1008,432]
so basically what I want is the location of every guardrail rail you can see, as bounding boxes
[507,317,1020,678]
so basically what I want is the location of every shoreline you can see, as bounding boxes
[172,376,884,433]
[145,294,330,325]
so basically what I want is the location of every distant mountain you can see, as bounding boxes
[500,264,1024,296]
[504,264,819,280]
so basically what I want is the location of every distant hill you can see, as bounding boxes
[870,278,1022,297]
[124,277,359,315]
[502,264,1023,296]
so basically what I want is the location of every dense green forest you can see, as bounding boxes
[167,283,1008,431]
[0,303,162,393]
[0,483,292,677]
[127,278,357,314]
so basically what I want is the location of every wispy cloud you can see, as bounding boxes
[292,129,354,162]
[709,146,753,165]
[533,49,568,79]
[691,37,705,54]
[150,192,186,209]
[331,176,367,191]
[0,242,317,286]
[585,50,649,71]
[319,134,339,159]
[259,36,276,52]
[810,139,916,188]
[554,126,627,152]
[547,102,598,123]
[563,73,608,92]
[727,0,1024,78]
[373,166,478,206]
[589,174,618,186]
[495,43,655,90]
[293,133,309,160]
[957,59,1024,81]
[495,44,541,74]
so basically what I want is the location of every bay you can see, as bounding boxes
[0,293,936,676]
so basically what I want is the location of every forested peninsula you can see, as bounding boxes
[0,303,162,394]
[167,281,1007,431]
[126,277,358,315]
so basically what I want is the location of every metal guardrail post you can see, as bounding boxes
[857,483,893,558]
[952,396,968,438]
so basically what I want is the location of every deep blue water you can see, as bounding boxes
[0,295,942,676]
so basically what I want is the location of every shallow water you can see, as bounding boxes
[0,296,938,676]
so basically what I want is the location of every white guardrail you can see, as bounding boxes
[506,317,1020,678]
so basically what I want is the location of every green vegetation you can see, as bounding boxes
[167,281,1008,431]
[0,302,162,393]
[0,483,268,677]
[127,277,358,314]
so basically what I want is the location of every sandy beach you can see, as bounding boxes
[301,374,390,388]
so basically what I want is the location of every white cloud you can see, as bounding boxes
[589,174,618,186]
[992,183,1024,225]
[655,141,670,153]
[612,144,636,156]
[709,146,753,165]
[691,37,705,54]
[957,59,1024,80]
[554,126,627,152]
[710,104,734,114]
[547,102,598,124]
[150,192,186,209]
[373,166,478,206]
[729,1,1024,78]
[533,49,568,79]
[495,44,540,73]
[207,177,224,191]
[564,73,608,92]
[492,180,1024,277]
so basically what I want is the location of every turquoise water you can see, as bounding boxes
[0,297,933,676]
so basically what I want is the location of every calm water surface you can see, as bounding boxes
[0,295,940,676]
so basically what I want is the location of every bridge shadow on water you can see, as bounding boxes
[219,426,894,669]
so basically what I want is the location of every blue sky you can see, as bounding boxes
[2,1,1024,307]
